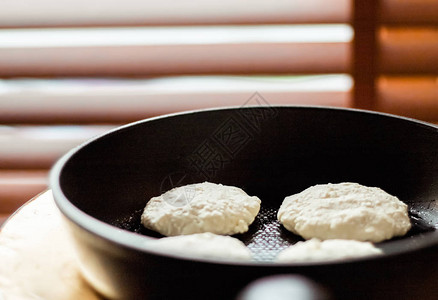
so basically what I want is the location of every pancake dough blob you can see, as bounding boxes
[148,232,252,260]
[276,239,383,262]
[277,182,411,242]
[142,182,261,236]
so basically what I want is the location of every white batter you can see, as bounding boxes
[148,232,252,260]
[276,238,383,262]
[277,182,411,242]
[141,182,261,236]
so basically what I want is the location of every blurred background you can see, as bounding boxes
[0,0,437,224]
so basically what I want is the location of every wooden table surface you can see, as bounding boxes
[0,190,101,300]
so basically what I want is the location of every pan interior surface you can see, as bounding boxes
[57,107,438,262]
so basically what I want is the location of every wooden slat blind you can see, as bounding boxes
[0,125,113,168]
[0,0,437,224]
[352,0,378,109]
[380,0,438,25]
[0,76,352,124]
[376,0,438,121]
[0,170,48,213]
[0,25,352,77]
[380,27,438,74]
[377,76,438,121]
[0,0,351,27]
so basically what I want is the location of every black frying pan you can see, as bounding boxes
[50,106,438,300]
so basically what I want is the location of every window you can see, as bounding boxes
[0,0,437,223]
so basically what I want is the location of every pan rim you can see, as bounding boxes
[49,105,438,267]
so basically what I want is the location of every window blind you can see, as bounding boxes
[377,0,438,119]
[0,0,437,224]
[0,0,350,27]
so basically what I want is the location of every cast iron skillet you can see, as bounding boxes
[50,106,438,300]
